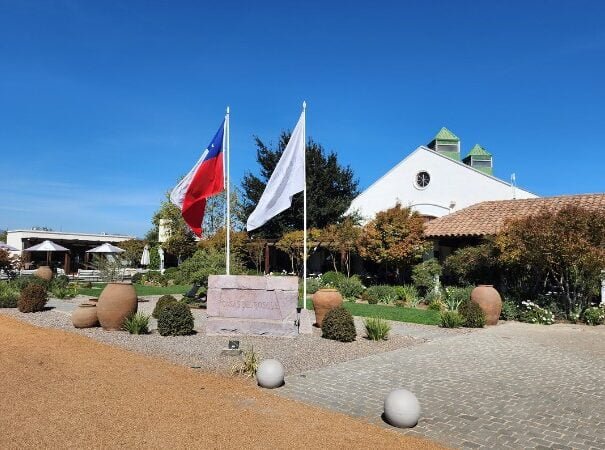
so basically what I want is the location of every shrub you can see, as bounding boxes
[364,317,391,340]
[412,259,442,295]
[427,299,445,311]
[394,284,419,305]
[321,306,356,342]
[583,306,605,326]
[440,311,464,328]
[321,271,346,288]
[443,286,472,311]
[362,285,398,304]
[173,248,244,285]
[122,312,150,334]
[337,276,364,300]
[131,272,143,284]
[0,289,19,308]
[231,346,260,377]
[152,294,178,318]
[519,300,555,325]
[157,302,195,336]
[18,284,48,313]
[13,276,49,292]
[458,299,486,328]
[50,275,70,290]
[500,300,519,321]
[304,277,322,295]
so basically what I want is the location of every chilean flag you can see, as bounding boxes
[170,121,225,236]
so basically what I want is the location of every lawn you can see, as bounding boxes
[78,284,190,297]
[299,298,440,325]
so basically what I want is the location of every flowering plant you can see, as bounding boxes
[520,300,555,325]
[583,306,605,326]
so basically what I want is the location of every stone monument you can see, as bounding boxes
[206,275,299,337]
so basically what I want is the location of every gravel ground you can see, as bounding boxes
[0,295,470,375]
[0,315,444,449]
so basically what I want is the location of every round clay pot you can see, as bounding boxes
[72,304,99,328]
[312,288,343,328]
[97,282,138,331]
[471,285,502,326]
[35,266,53,281]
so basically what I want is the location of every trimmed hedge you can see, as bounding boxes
[18,284,48,313]
[157,302,195,336]
[152,295,178,319]
[321,306,356,342]
[459,299,486,328]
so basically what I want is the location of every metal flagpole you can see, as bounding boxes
[226,106,231,275]
[302,101,307,309]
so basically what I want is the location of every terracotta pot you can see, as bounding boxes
[312,288,343,328]
[72,304,99,328]
[471,285,502,326]
[35,266,53,281]
[97,282,138,331]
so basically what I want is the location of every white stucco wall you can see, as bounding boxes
[347,146,537,220]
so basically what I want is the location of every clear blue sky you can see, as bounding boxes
[1,1,604,237]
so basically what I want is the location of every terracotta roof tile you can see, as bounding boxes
[424,194,605,238]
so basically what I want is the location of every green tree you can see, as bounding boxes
[0,229,7,243]
[118,239,147,267]
[357,203,428,281]
[318,216,361,276]
[151,193,196,263]
[240,133,358,237]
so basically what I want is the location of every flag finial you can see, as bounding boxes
[302,101,306,110]
[226,106,230,114]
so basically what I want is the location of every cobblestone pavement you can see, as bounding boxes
[277,322,605,449]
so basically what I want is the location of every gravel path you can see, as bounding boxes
[0,296,468,375]
[0,314,444,449]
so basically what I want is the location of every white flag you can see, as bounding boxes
[246,110,305,231]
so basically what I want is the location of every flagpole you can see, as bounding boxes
[226,106,231,275]
[302,101,307,310]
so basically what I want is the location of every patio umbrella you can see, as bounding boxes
[140,245,150,267]
[86,243,126,254]
[158,247,165,273]
[0,242,18,251]
[23,240,69,265]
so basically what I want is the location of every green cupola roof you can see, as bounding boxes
[433,127,460,142]
[465,144,492,158]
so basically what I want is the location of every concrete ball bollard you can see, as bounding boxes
[256,359,285,389]
[384,389,420,428]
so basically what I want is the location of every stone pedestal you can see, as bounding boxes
[206,275,299,337]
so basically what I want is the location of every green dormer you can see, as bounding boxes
[463,144,493,175]
[427,127,461,161]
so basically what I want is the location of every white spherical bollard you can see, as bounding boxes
[256,359,285,389]
[384,389,420,428]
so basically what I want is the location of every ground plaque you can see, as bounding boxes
[206,275,299,337]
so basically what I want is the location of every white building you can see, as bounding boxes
[347,127,537,220]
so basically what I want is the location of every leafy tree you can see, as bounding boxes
[276,229,320,274]
[495,206,605,315]
[0,229,7,243]
[197,227,247,259]
[118,239,147,267]
[0,249,19,279]
[444,242,499,287]
[151,193,197,263]
[318,216,361,276]
[357,203,428,281]
[245,238,266,274]
[240,133,358,237]
[412,258,443,296]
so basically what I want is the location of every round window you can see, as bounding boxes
[415,171,430,189]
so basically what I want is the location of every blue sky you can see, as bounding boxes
[1,1,604,237]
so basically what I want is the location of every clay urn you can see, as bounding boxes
[470,285,502,325]
[97,282,138,331]
[35,266,53,281]
[312,288,343,328]
[72,304,99,328]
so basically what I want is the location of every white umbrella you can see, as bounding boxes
[23,240,69,266]
[0,242,18,251]
[158,247,165,273]
[86,243,126,254]
[140,245,150,266]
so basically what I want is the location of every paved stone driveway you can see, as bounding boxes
[277,322,605,449]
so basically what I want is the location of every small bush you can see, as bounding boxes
[362,285,398,304]
[394,285,419,304]
[157,302,195,336]
[500,300,519,321]
[412,259,442,295]
[428,300,445,311]
[440,311,464,328]
[131,273,143,284]
[321,271,346,288]
[18,284,48,313]
[231,346,260,377]
[443,286,472,311]
[122,312,150,334]
[520,300,555,325]
[322,306,356,342]
[459,299,485,328]
[305,277,322,294]
[50,275,70,290]
[337,276,364,300]
[152,294,178,318]
[583,306,605,326]
[364,317,391,340]
[0,291,19,308]
[13,276,49,292]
